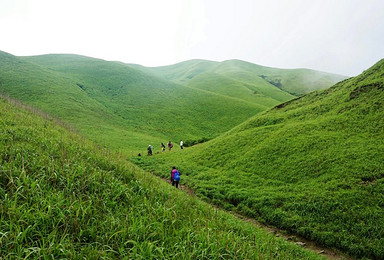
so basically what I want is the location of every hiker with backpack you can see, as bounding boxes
[170,166,181,188]
[161,142,166,152]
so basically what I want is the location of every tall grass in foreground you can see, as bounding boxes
[0,97,325,259]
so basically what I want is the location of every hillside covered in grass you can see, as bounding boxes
[135,59,384,259]
[0,96,328,259]
[0,50,343,152]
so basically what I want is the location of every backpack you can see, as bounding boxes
[174,171,180,181]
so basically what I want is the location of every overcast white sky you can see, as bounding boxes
[1,0,384,76]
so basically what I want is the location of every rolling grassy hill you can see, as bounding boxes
[134,59,384,259]
[0,51,134,149]
[0,95,326,259]
[0,50,344,153]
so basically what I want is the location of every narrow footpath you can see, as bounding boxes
[160,175,354,260]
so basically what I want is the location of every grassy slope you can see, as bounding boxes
[134,59,384,259]
[149,59,347,97]
[4,52,275,152]
[0,96,325,259]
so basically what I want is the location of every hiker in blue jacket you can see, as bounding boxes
[171,166,181,188]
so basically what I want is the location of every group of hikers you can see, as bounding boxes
[146,140,184,156]
[137,142,183,189]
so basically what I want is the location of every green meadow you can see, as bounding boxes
[134,59,384,259]
[0,95,326,259]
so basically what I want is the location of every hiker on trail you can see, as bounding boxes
[167,141,173,151]
[147,145,153,156]
[161,143,166,152]
[170,166,181,188]
[180,140,184,149]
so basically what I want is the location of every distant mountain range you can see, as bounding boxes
[147,59,346,96]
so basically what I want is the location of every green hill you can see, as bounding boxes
[135,59,384,259]
[149,59,346,96]
[0,95,326,258]
[0,51,137,146]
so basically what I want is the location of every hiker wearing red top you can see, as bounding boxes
[167,141,173,151]
[171,166,181,188]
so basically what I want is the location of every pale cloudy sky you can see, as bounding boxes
[1,0,384,76]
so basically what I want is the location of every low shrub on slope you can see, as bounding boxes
[136,59,384,259]
[0,97,323,259]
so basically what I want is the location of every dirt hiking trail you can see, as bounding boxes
[161,176,354,260]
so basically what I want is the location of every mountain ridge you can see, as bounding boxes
[148,58,347,96]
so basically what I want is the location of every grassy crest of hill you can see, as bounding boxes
[0,96,326,259]
[134,59,384,259]
[149,59,347,96]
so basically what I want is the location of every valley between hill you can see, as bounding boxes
[133,58,384,259]
[0,95,329,259]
